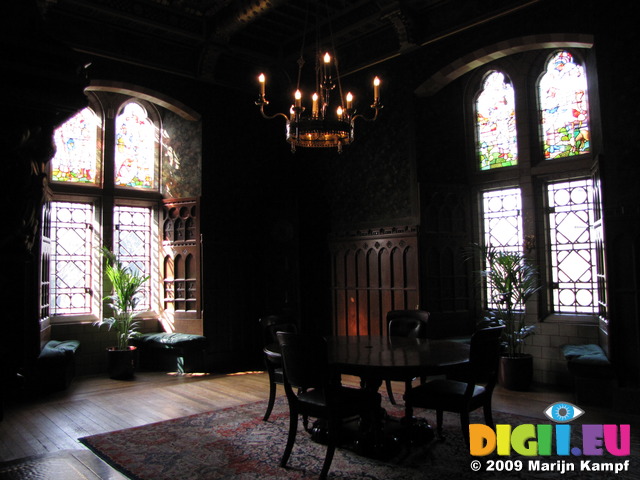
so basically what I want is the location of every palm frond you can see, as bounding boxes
[96,247,149,350]
[467,243,540,357]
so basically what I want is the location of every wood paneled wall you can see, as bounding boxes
[329,227,419,336]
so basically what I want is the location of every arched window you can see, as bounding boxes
[51,107,101,184]
[468,48,603,322]
[44,88,202,327]
[539,50,590,160]
[476,71,518,170]
[115,102,157,189]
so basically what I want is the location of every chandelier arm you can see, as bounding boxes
[260,110,290,122]
[350,103,382,124]
[256,99,290,122]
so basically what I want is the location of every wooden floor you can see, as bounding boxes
[1,370,636,464]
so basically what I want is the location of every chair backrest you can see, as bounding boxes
[468,325,505,384]
[276,332,330,391]
[387,310,430,338]
[259,314,297,345]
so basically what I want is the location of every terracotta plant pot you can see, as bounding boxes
[107,346,138,380]
[498,354,533,391]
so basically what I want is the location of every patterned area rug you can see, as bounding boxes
[79,397,639,480]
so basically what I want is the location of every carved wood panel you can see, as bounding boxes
[161,197,202,334]
[329,227,419,336]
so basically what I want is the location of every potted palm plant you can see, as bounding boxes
[469,244,540,390]
[94,247,149,379]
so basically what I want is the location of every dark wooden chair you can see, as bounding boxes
[276,332,381,480]
[384,309,430,404]
[403,325,505,443]
[259,315,297,422]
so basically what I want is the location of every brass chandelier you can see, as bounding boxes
[255,10,382,153]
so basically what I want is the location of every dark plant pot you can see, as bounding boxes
[107,346,138,380]
[498,354,533,391]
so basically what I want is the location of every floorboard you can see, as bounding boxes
[1,369,637,477]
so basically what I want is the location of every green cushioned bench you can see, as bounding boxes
[37,340,81,391]
[131,333,207,373]
[561,343,615,406]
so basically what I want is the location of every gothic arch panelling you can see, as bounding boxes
[329,226,419,336]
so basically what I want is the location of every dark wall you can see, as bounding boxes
[1,2,88,384]
[587,3,640,383]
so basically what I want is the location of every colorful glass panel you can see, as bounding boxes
[476,71,518,170]
[51,108,100,184]
[115,102,156,189]
[539,51,590,159]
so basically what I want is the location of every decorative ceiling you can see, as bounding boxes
[37,0,540,90]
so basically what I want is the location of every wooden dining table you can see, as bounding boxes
[265,334,471,455]
[327,335,470,385]
[328,335,471,451]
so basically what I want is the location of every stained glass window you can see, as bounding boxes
[51,108,100,184]
[115,102,157,189]
[476,71,518,170]
[114,205,152,311]
[547,179,597,313]
[539,50,590,160]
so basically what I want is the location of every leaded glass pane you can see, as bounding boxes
[482,188,523,250]
[50,202,94,314]
[115,102,156,189]
[547,179,597,314]
[114,205,152,311]
[539,51,590,160]
[476,71,518,170]
[51,108,100,184]
[482,188,523,309]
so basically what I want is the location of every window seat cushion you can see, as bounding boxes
[561,343,613,379]
[131,333,207,373]
[39,339,81,358]
[36,340,81,391]
[132,332,206,351]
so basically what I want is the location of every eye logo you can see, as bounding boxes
[544,402,584,423]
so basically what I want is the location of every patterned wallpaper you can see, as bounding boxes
[161,110,202,199]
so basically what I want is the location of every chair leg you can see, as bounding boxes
[403,397,414,421]
[403,380,412,399]
[483,400,495,429]
[436,409,444,438]
[263,378,277,421]
[319,418,339,480]
[303,414,310,432]
[385,379,397,405]
[460,410,470,446]
[319,445,336,480]
[280,408,298,468]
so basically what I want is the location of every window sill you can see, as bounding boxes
[541,314,598,325]
[50,311,159,325]
[50,314,99,325]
